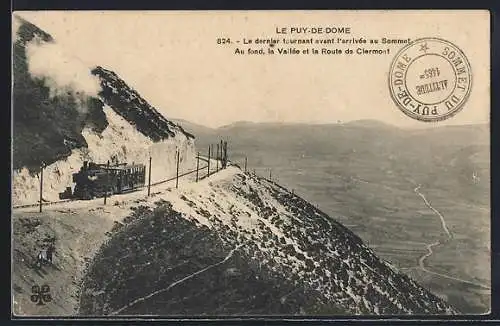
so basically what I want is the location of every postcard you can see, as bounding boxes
[11,10,490,317]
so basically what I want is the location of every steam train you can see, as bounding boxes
[59,161,146,200]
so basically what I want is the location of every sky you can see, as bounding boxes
[14,11,490,128]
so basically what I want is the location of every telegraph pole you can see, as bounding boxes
[196,152,200,182]
[244,156,247,172]
[223,141,228,168]
[176,150,180,189]
[147,156,152,196]
[216,143,219,172]
[104,160,110,205]
[39,162,44,213]
[220,139,225,169]
[211,144,214,167]
[269,169,272,180]
[207,145,211,176]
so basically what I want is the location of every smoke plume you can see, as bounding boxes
[25,40,102,112]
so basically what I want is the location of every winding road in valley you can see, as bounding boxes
[412,185,490,290]
[414,185,452,239]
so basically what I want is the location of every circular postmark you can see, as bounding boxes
[389,38,472,122]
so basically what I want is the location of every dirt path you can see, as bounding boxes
[412,184,490,290]
[417,240,441,271]
[414,185,452,239]
[413,184,452,273]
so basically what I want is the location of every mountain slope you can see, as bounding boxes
[92,67,194,141]
[78,167,456,315]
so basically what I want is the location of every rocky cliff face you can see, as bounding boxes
[91,66,194,142]
[12,16,196,205]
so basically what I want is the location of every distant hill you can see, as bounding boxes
[343,119,401,130]
[186,119,488,153]
[170,118,215,138]
[217,119,398,130]
[187,118,489,213]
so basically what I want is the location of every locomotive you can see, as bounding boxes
[59,161,146,200]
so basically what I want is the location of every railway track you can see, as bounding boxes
[12,199,73,210]
[12,157,228,210]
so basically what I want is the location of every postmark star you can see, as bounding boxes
[419,42,430,53]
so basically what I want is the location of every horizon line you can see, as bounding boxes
[172,117,490,130]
